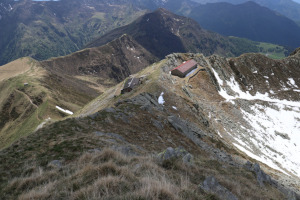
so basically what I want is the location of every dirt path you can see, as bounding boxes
[15,89,38,108]
[14,89,41,121]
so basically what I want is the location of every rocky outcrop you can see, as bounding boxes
[244,161,272,187]
[158,147,194,166]
[167,115,206,140]
[200,176,239,200]
[290,47,300,56]
[48,160,62,168]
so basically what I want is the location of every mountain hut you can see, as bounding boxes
[171,59,198,78]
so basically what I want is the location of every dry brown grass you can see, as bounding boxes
[2,148,286,200]
[3,148,203,200]
[6,169,59,192]
[136,176,179,200]
[0,58,33,82]
[72,175,131,200]
[18,181,56,200]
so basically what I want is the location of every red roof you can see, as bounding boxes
[172,59,197,73]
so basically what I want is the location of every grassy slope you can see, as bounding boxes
[0,56,287,199]
[256,42,289,59]
[0,33,158,150]
[2,148,284,200]
[0,57,96,149]
[0,58,59,149]
[228,36,289,59]
[0,1,147,66]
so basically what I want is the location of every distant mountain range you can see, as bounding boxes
[86,8,286,59]
[0,0,297,66]
[188,1,300,48]
[192,0,300,22]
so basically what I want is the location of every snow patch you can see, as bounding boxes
[35,118,51,131]
[172,106,177,110]
[212,66,300,177]
[288,78,298,88]
[217,131,223,138]
[158,92,165,105]
[233,143,288,175]
[239,103,300,176]
[211,67,300,107]
[56,106,73,115]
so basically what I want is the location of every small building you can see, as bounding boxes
[121,77,140,94]
[171,59,198,78]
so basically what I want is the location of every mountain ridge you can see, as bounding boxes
[0,49,300,199]
[0,34,157,150]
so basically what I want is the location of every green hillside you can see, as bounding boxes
[0,0,146,65]
[228,37,289,59]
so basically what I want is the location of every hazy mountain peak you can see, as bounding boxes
[193,0,300,21]
[189,1,300,48]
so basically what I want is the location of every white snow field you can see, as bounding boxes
[211,67,300,177]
